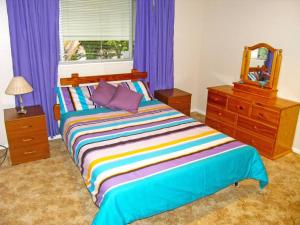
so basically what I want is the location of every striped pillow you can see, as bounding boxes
[121,81,153,102]
[56,85,98,114]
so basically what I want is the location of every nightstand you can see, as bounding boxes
[154,88,192,116]
[4,105,50,165]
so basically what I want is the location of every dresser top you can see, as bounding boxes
[208,85,300,109]
[154,88,191,98]
[4,105,44,122]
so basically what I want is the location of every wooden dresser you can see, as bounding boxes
[154,88,191,116]
[4,105,50,165]
[205,85,300,159]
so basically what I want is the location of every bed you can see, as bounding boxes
[54,71,268,225]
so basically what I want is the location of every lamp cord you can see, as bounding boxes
[0,145,8,166]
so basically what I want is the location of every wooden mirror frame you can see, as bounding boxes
[233,43,282,98]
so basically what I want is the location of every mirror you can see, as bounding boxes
[240,43,282,90]
[248,47,273,86]
[234,43,282,98]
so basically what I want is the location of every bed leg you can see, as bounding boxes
[234,182,239,187]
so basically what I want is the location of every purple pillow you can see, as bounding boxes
[106,85,143,113]
[90,81,117,107]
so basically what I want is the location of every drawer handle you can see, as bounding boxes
[21,125,32,129]
[236,105,245,110]
[254,125,258,130]
[213,97,219,101]
[258,112,264,118]
[24,150,36,155]
[22,138,34,142]
[218,112,222,116]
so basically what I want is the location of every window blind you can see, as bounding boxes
[60,0,132,40]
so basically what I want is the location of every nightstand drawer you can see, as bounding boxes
[154,88,192,117]
[168,96,191,105]
[9,143,50,165]
[7,129,48,149]
[174,107,190,116]
[5,116,46,133]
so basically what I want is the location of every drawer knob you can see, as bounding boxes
[21,125,32,129]
[258,112,264,118]
[218,112,222,116]
[24,150,36,155]
[213,97,219,101]
[254,125,258,130]
[22,138,33,142]
[236,105,244,110]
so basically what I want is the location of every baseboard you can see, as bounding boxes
[191,108,206,116]
[292,147,300,154]
[48,134,62,140]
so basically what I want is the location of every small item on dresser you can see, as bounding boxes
[4,105,50,165]
[154,88,192,116]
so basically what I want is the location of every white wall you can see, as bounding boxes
[0,0,15,146]
[197,0,300,149]
[174,0,204,113]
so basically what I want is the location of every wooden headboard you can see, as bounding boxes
[53,69,147,120]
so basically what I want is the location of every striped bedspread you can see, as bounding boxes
[60,100,268,225]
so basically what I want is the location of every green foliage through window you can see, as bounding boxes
[63,40,130,61]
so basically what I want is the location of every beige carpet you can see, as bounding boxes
[0,114,299,225]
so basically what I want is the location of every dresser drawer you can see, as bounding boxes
[236,130,274,157]
[205,118,235,137]
[237,116,277,139]
[251,105,280,126]
[228,97,251,116]
[7,129,48,149]
[206,104,236,125]
[207,92,227,108]
[10,143,50,165]
[5,116,46,133]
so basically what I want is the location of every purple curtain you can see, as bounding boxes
[6,0,60,137]
[134,0,175,93]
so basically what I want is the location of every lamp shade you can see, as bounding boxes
[5,76,33,95]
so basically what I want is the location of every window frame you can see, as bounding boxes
[59,0,135,64]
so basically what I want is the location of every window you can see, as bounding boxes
[60,0,136,62]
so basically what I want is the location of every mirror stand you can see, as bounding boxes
[233,43,282,99]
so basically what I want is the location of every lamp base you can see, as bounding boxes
[17,108,27,114]
[17,95,27,114]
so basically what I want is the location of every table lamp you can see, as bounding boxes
[5,76,33,114]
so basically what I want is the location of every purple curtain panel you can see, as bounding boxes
[6,0,60,137]
[133,0,175,94]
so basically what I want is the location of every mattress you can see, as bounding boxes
[60,99,268,225]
